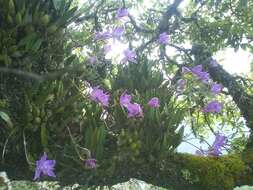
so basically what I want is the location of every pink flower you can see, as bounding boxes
[120,92,132,107]
[90,87,110,107]
[126,103,144,118]
[148,97,160,108]
[85,158,97,169]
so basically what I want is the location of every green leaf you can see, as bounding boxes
[95,127,104,158]
[64,55,76,65]
[64,0,73,12]
[58,6,78,25]
[239,0,248,8]
[32,38,43,51]
[52,0,62,10]
[41,125,48,149]
[0,111,13,128]
[18,33,36,48]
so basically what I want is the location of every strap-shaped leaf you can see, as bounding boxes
[0,111,13,128]
[41,125,48,149]
[52,0,62,11]
[32,38,43,51]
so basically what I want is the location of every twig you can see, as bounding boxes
[128,14,154,33]
[0,63,86,82]
[1,130,15,164]
[67,126,91,160]
[182,140,204,151]
[0,67,43,81]
[23,129,35,166]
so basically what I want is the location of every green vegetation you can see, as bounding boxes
[0,0,253,189]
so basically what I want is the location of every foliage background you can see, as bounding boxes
[0,0,253,189]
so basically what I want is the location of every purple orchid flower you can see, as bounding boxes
[195,133,228,157]
[203,100,223,113]
[198,72,210,83]
[120,92,132,107]
[126,103,144,118]
[191,65,210,83]
[33,153,56,180]
[85,158,97,169]
[88,56,98,64]
[195,147,205,156]
[103,44,112,54]
[210,58,218,67]
[148,97,160,108]
[112,26,124,40]
[94,32,103,40]
[122,48,137,63]
[116,8,128,19]
[158,32,169,44]
[182,65,209,82]
[182,66,191,74]
[94,31,111,40]
[191,65,203,74]
[177,79,186,90]
[208,133,227,156]
[90,87,110,107]
[211,83,222,95]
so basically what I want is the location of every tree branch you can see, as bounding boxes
[0,64,86,82]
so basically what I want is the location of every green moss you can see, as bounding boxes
[242,149,253,165]
[234,186,253,190]
[3,152,253,190]
[241,149,253,185]
[170,153,248,190]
